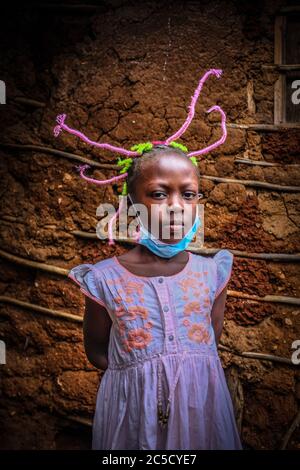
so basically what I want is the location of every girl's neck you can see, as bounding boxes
[136,245,188,265]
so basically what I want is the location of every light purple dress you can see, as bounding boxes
[68,249,243,450]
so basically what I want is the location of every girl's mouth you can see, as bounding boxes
[164,224,184,233]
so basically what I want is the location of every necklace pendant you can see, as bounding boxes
[157,404,170,428]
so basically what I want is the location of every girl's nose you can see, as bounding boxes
[167,194,184,212]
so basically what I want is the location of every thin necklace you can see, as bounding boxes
[157,350,187,428]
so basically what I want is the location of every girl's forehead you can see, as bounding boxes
[146,152,195,170]
[142,154,198,182]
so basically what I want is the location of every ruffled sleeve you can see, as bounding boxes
[68,263,108,309]
[213,249,234,298]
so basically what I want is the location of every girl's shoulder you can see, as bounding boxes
[211,248,234,264]
[67,256,118,310]
[191,249,233,265]
[93,256,116,271]
[208,249,234,298]
[67,256,118,294]
[191,250,234,298]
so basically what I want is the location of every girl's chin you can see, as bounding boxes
[161,225,186,240]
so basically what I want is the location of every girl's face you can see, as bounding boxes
[130,153,200,243]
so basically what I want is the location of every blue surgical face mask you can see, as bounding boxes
[127,193,201,258]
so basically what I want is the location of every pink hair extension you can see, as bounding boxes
[54,68,227,246]
[107,195,141,245]
[187,105,227,157]
[164,69,223,145]
[54,113,140,157]
[108,195,125,246]
[74,164,128,185]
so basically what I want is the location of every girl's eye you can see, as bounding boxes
[183,192,197,200]
[151,192,197,200]
[151,192,167,199]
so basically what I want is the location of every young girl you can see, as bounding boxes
[54,69,243,450]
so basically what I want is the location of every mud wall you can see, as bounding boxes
[0,0,299,450]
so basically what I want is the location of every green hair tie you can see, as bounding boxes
[169,141,189,153]
[117,157,133,195]
[117,157,133,174]
[121,181,128,195]
[189,156,198,167]
[130,142,153,154]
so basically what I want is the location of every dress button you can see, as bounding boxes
[158,278,164,283]
[168,334,174,341]
[163,305,169,312]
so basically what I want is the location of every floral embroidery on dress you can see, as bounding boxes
[193,272,202,279]
[182,318,191,327]
[115,305,149,321]
[184,301,201,316]
[123,328,153,352]
[107,278,145,305]
[178,277,199,293]
[124,281,144,297]
[115,305,127,318]
[114,295,153,351]
[118,320,126,336]
[187,323,212,344]
[176,263,214,345]
[127,306,149,320]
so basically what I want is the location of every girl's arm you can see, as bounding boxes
[210,285,229,347]
[83,296,112,370]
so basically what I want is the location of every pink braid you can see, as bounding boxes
[75,164,128,185]
[54,114,140,157]
[108,196,141,245]
[108,195,125,245]
[187,105,227,157]
[165,69,223,144]
[54,68,227,246]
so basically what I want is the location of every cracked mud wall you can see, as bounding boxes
[0,0,299,450]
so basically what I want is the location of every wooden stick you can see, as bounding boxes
[213,122,300,131]
[31,3,106,12]
[64,414,93,427]
[0,249,69,276]
[13,97,46,108]
[1,143,300,192]
[0,295,82,323]
[0,143,118,170]
[201,175,300,192]
[239,351,294,365]
[228,291,300,306]
[72,232,300,262]
[1,249,300,305]
[280,409,300,449]
[234,158,300,168]
[262,64,300,72]
[218,344,295,366]
[2,225,299,262]
[0,294,296,366]
[0,295,296,368]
